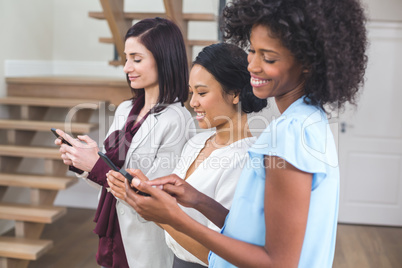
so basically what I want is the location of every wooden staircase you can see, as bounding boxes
[0,76,130,267]
[89,0,218,66]
[0,2,214,267]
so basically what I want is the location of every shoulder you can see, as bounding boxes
[189,131,214,143]
[157,102,192,119]
[152,103,192,127]
[250,99,336,174]
[224,136,256,164]
[150,103,196,140]
[225,136,256,157]
[281,98,324,125]
[235,136,257,151]
[257,99,326,146]
[181,131,214,153]
[115,100,133,115]
[281,104,324,137]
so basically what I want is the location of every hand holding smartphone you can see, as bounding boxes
[51,128,72,146]
[98,152,150,196]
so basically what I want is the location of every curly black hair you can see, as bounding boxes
[221,0,368,111]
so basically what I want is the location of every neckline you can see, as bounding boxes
[281,96,305,116]
[182,132,255,180]
[199,131,255,152]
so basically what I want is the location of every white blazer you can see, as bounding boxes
[79,100,195,268]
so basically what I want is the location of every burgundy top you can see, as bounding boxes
[73,95,149,268]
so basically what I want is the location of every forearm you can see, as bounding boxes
[173,212,272,268]
[86,158,110,187]
[124,175,272,267]
[159,223,209,264]
[194,192,229,229]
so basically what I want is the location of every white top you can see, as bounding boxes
[165,131,256,266]
[77,100,196,268]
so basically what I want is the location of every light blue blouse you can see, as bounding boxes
[208,97,339,268]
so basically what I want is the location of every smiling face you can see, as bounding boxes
[247,24,305,100]
[189,64,239,130]
[123,37,159,91]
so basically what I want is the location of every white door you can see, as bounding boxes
[338,21,402,226]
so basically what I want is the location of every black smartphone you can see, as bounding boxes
[51,128,72,146]
[97,152,150,196]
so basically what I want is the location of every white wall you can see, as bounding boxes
[52,0,111,62]
[364,0,402,21]
[0,0,401,211]
[0,0,53,97]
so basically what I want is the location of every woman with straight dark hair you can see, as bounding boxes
[55,17,195,268]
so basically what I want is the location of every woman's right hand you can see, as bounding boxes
[122,172,188,226]
[54,129,73,166]
[54,129,100,172]
[146,173,203,209]
[130,170,229,228]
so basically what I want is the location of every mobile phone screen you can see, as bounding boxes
[51,128,72,146]
[98,152,119,172]
[97,152,150,196]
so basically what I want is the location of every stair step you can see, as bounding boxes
[0,145,61,159]
[99,37,115,44]
[5,76,124,87]
[89,11,216,21]
[6,76,130,107]
[0,96,102,108]
[0,237,53,260]
[0,173,77,190]
[0,119,97,133]
[187,40,217,47]
[108,60,124,67]
[182,13,216,21]
[0,203,66,223]
[0,119,98,134]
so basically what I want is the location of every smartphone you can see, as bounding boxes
[51,128,72,146]
[97,152,150,196]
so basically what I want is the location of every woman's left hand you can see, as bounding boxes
[108,169,151,199]
[107,170,129,199]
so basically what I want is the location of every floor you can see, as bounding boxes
[334,224,402,268]
[28,208,99,268]
[27,208,402,268]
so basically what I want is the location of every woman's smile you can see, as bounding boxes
[128,75,139,81]
[250,75,271,87]
[195,111,206,120]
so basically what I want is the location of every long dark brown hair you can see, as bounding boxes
[125,17,189,106]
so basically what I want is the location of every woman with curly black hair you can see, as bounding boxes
[120,0,368,267]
